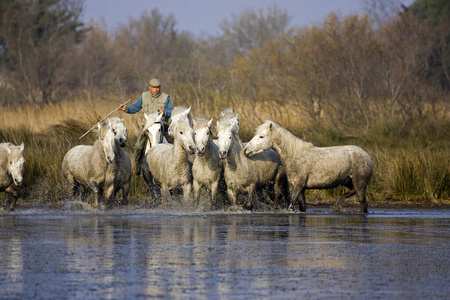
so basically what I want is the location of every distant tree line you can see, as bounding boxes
[0,0,448,131]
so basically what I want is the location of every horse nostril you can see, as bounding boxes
[219,150,227,158]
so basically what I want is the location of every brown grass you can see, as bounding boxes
[1,96,449,208]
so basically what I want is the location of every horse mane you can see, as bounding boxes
[94,121,110,139]
[107,116,123,124]
[0,142,14,150]
[221,108,236,118]
[171,106,193,126]
[216,117,238,135]
[260,120,313,154]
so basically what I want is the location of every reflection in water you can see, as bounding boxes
[0,210,449,299]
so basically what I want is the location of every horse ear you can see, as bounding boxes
[269,122,273,130]
[184,106,191,115]
[19,143,24,152]
[144,113,149,120]
[207,118,213,127]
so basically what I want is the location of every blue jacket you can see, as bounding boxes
[126,95,173,118]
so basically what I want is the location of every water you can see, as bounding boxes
[1,207,449,299]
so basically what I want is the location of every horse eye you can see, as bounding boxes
[180,131,183,135]
[259,135,264,138]
[194,132,196,135]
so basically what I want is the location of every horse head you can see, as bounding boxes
[107,117,128,147]
[168,106,191,137]
[216,110,241,159]
[98,122,115,163]
[143,111,164,147]
[172,119,195,155]
[216,122,236,159]
[193,118,213,156]
[244,121,274,156]
[221,108,239,134]
[7,143,25,185]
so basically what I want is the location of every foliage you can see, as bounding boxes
[407,0,450,89]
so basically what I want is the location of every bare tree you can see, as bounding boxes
[0,0,84,104]
[219,5,291,60]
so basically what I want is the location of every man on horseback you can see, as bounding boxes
[119,78,173,175]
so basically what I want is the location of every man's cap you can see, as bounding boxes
[149,78,161,87]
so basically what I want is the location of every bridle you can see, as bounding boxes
[143,121,163,145]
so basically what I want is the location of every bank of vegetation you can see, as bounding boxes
[0,0,449,206]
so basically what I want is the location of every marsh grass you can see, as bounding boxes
[1,98,449,207]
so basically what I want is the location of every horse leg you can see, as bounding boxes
[182,183,193,204]
[104,184,115,208]
[244,185,256,210]
[193,180,201,206]
[5,185,18,211]
[121,183,130,205]
[227,187,237,208]
[334,190,356,212]
[210,181,219,210]
[281,174,291,209]
[90,182,100,208]
[71,179,79,200]
[274,173,285,209]
[355,186,369,213]
[81,186,90,202]
[291,184,306,212]
[160,185,169,204]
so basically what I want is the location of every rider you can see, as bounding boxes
[119,78,173,175]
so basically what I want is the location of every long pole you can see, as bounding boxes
[79,99,132,139]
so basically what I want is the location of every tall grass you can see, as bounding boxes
[1,97,449,206]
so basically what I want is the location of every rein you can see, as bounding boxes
[142,121,163,144]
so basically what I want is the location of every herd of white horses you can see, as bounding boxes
[0,107,373,213]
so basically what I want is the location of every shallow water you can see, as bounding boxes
[0,207,449,299]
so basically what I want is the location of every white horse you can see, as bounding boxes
[62,121,116,208]
[192,117,223,208]
[168,106,195,163]
[142,111,167,155]
[220,108,240,133]
[0,142,25,211]
[216,115,289,210]
[169,106,193,131]
[107,116,131,205]
[244,121,373,213]
[145,108,196,204]
[140,111,168,200]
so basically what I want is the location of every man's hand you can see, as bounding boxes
[158,109,165,117]
[119,104,127,112]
